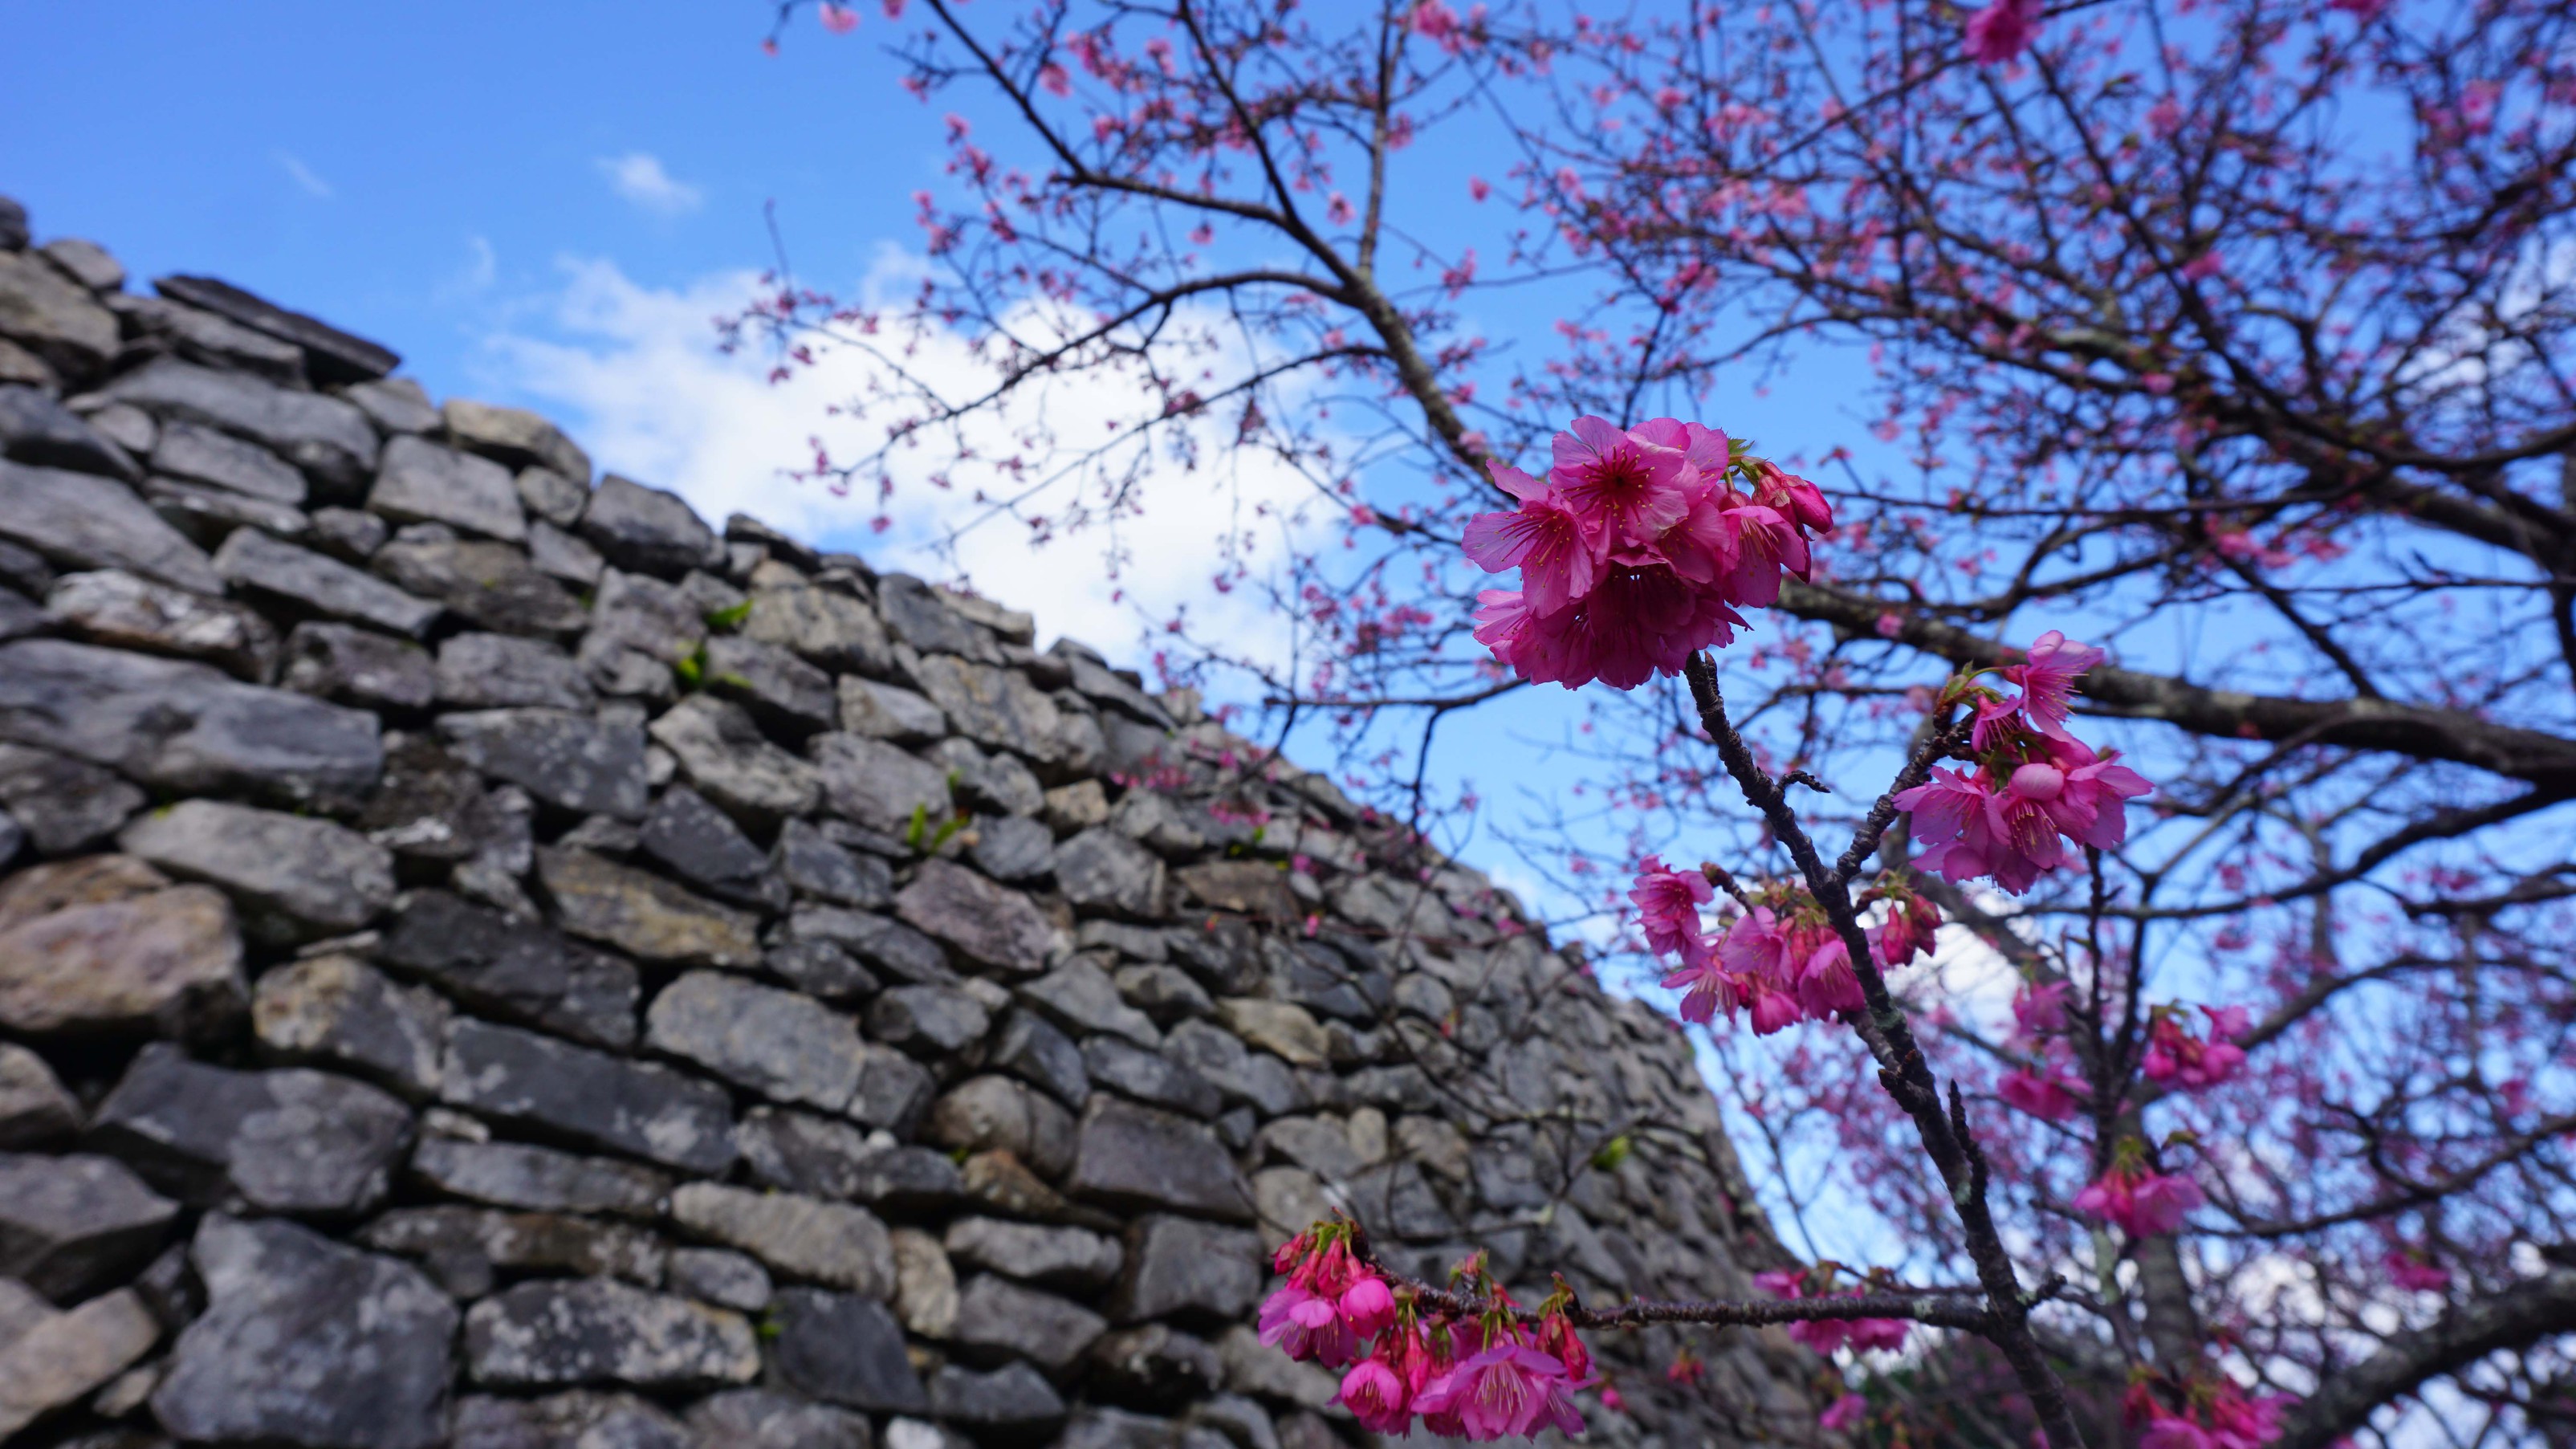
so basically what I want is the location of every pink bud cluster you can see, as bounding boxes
[2143,1005,2250,1089]
[2074,1161,2205,1239]
[1637,866,1940,1036]
[1464,417,1833,690]
[2126,1376,2289,1449]
[1892,632,2153,895]
[1259,1229,1597,1441]
[1750,1266,1911,1355]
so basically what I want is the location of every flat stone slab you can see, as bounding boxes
[369,434,527,542]
[0,1150,180,1300]
[1064,1098,1255,1223]
[439,709,649,820]
[439,1019,735,1174]
[537,847,761,968]
[406,1135,671,1220]
[153,1214,456,1449]
[895,859,1054,975]
[464,1277,757,1390]
[90,1044,415,1214]
[119,797,395,939]
[379,889,638,1050]
[102,356,379,491]
[216,527,442,637]
[0,875,245,1040]
[767,1288,927,1413]
[0,458,219,593]
[647,971,865,1113]
[669,1182,895,1296]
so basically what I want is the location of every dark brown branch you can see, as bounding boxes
[2276,1264,2576,1449]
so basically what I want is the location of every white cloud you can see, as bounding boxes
[595,153,703,216]
[477,255,1336,668]
[275,152,332,198]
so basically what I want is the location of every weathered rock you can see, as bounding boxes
[932,738,1046,818]
[775,817,893,908]
[1084,1036,1221,1118]
[668,1246,771,1311]
[1215,1326,1338,1411]
[869,984,992,1056]
[406,1135,670,1219]
[874,576,1003,663]
[1,384,140,480]
[254,954,448,1098]
[344,378,439,436]
[950,1274,1107,1372]
[1087,1325,1223,1412]
[48,568,279,679]
[90,1045,414,1213]
[435,632,592,710]
[811,731,950,836]
[359,1204,665,1296]
[120,798,396,938]
[638,786,776,903]
[1175,861,1297,920]
[149,475,314,552]
[440,709,647,819]
[959,818,1050,890]
[1044,779,1112,835]
[911,654,1065,763]
[379,889,638,1049]
[372,535,587,637]
[215,527,439,637]
[0,1284,161,1440]
[837,675,946,742]
[764,938,881,1004]
[153,275,402,384]
[0,250,119,376]
[0,458,222,593]
[735,1107,962,1208]
[1060,649,1177,728]
[990,1009,1090,1108]
[464,1277,757,1390]
[1115,963,1214,1025]
[0,1044,81,1148]
[152,1215,455,1449]
[280,621,437,710]
[1215,1003,1329,1074]
[646,694,820,828]
[442,398,591,483]
[515,466,588,527]
[588,568,702,662]
[669,1182,896,1295]
[0,742,147,854]
[103,357,378,495]
[704,633,837,735]
[0,1152,179,1300]
[0,875,246,1040]
[946,1216,1123,1290]
[922,1076,1076,1179]
[648,971,865,1113]
[152,418,303,503]
[118,289,311,381]
[451,1391,691,1449]
[740,581,891,680]
[538,846,761,967]
[45,237,124,289]
[1056,828,1169,920]
[1110,1215,1264,1325]
[1023,959,1162,1048]
[439,1019,735,1174]
[578,475,722,578]
[930,1361,1068,1431]
[1065,1099,1255,1222]
[770,1288,928,1412]
[369,439,530,543]
[528,517,604,586]
[686,1390,875,1449]
[790,905,954,987]
[895,859,1054,975]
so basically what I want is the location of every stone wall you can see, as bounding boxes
[0,193,1825,1449]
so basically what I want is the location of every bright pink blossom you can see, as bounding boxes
[2002,630,2102,738]
[1871,895,1941,967]
[1797,935,1866,1018]
[2076,1166,2204,1238]
[1339,1274,1395,1337]
[1552,416,1694,549]
[1963,0,2042,63]
[2143,1008,2248,1089]
[1629,856,1712,960]
[1412,1343,1586,1441]
[1462,462,1597,616]
[1340,1357,1413,1433]
[1258,1283,1357,1366]
[817,2,861,33]
[2013,979,2072,1038]
[2000,1060,2084,1121]
[1821,1394,1868,1431]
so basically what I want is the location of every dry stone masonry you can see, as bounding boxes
[0,193,1825,1449]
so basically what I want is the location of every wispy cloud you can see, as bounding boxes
[275,152,333,199]
[476,255,1337,665]
[595,153,703,216]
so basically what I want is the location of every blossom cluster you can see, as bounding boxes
[1636,866,1939,1036]
[1465,416,1833,690]
[2074,1157,2207,1239]
[1891,631,2154,895]
[1749,1265,1911,1355]
[2126,1374,2289,1449]
[1259,1226,1596,1441]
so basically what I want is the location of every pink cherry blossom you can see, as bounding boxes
[1963,0,2042,63]
[2000,1060,2084,1121]
[1660,954,1736,1025]
[1630,856,1712,959]
[2012,979,2072,1038]
[817,2,861,33]
[1412,1343,1585,1441]
[1462,462,1598,615]
[1551,415,1693,549]
[2076,1166,2204,1238]
[1340,1357,1413,1433]
[2001,630,2103,739]
[1258,1283,1357,1366]
[1821,1394,1868,1431]
[1797,934,1866,1017]
[1339,1274,1396,1337]
[2383,1250,2450,1293]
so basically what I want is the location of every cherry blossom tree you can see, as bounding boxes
[747,0,2576,1443]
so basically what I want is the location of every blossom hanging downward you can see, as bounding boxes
[1466,416,1833,690]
